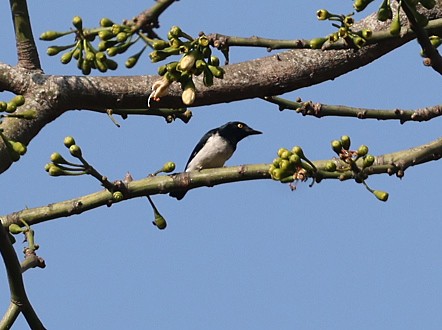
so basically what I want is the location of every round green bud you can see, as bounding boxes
[338,27,348,38]
[328,32,339,43]
[272,158,281,168]
[98,30,114,41]
[97,41,108,52]
[64,136,76,148]
[8,224,23,235]
[61,51,74,64]
[309,37,327,49]
[210,56,220,67]
[331,140,342,154]
[344,16,354,27]
[157,65,168,76]
[19,109,37,120]
[373,190,389,202]
[5,102,17,113]
[111,24,122,36]
[81,60,92,75]
[203,68,213,86]
[85,51,95,62]
[389,16,401,36]
[352,36,366,48]
[153,214,167,230]
[279,159,291,171]
[112,191,124,202]
[152,40,169,50]
[69,144,82,158]
[324,161,337,172]
[353,0,372,12]
[377,6,392,21]
[100,18,114,27]
[363,154,375,168]
[208,65,224,79]
[72,48,82,60]
[48,164,64,176]
[95,59,108,73]
[162,161,176,173]
[271,168,283,180]
[198,36,209,47]
[340,135,351,150]
[50,152,66,164]
[0,101,7,112]
[116,32,128,43]
[357,145,369,157]
[39,31,66,41]
[362,29,372,39]
[11,95,25,107]
[107,47,119,57]
[47,46,64,56]
[72,16,83,30]
[277,148,289,158]
[280,150,292,160]
[44,163,51,172]
[10,141,27,155]
[169,26,183,39]
[292,146,305,158]
[125,56,138,69]
[289,154,301,165]
[316,9,330,20]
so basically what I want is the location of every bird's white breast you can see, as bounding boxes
[186,133,234,172]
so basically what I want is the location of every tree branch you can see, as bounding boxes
[2,136,442,228]
[0,225,46,329]
[9,0,41,71]
[263,96,442,123]
[401,2,442,74]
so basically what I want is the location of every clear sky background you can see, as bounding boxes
[1,1,442,329]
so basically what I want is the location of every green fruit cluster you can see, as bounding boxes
[269,146,309,183]
[45,136,87,177]
[331,135,374,169]
[313,10,371,49]
[40,16,132,74]
[375,0,432,36]
[151,26,225,105]
[0,99,28,162]
[0,95,36,121]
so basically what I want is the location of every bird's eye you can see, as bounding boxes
[237,123,244,129]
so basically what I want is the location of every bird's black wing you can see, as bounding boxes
[183,128,217,170]
[169,128,217,200]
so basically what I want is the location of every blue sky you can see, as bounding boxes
[1,1,442,329]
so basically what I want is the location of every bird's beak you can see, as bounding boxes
[246,127,262,136]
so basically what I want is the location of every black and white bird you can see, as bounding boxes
[170,121,262,200]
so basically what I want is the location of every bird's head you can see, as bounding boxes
[218,121,262,145]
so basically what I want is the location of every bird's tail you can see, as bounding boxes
[169,190,187,200]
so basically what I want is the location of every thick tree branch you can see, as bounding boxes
[2,136,442,228]
[9,0,41,71]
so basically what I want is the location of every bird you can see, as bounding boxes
[169,121,262,200]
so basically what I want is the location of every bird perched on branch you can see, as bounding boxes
[170,121,262,200]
